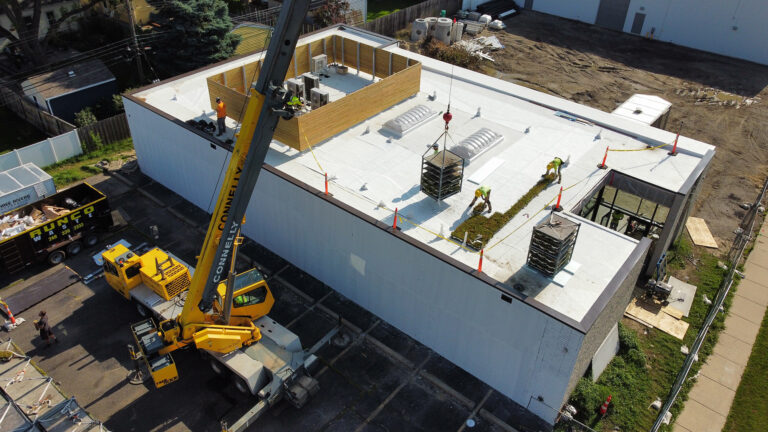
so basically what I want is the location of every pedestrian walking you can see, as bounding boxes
[34,310,57,347]
[216,97,227,136]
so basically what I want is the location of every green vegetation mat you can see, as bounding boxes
[723,303,768,432]
[451,174,556,249]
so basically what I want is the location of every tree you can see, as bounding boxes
[74,107,97,127]
[316,0,350,27]
[152,0,241,77]
[0,0,108,66]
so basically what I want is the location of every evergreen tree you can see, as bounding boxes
[153,0,241,76]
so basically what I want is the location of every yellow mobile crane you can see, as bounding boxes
[102,0,333,428]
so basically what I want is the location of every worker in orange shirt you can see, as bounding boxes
[216,97,226,136]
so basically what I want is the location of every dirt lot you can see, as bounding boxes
[429,11,768,245]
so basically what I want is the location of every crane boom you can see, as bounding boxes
[180,0,312,332]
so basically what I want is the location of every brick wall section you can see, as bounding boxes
[562,237,651,406]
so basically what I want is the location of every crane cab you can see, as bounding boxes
[215,268,275,325]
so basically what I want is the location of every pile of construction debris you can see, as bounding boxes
[0,202,74,239]
[454,36,505,62]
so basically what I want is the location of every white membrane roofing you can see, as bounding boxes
[134,26,713,322]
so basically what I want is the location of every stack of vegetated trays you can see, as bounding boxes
[527,213,580,277]
[421,150,464,200]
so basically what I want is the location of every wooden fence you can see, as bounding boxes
[358,0,461,36]
[77,113,131,152]
[0,85,75,137]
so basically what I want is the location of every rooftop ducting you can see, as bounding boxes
[449,128,504,161]
[382,105,438,137]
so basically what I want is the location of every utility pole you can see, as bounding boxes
[125,0,144,83]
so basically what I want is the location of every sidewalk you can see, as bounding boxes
[674,219,768,432]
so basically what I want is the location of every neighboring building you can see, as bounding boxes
[508,0,768,65]
[123,26,714,424]
[22,59,117,124]
[0,0,81,50]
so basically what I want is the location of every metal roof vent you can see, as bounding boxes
[450,128,504,161]
[382,105,438,137]
[67,70,76,78]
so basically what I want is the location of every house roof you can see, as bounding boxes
[231,24,272,56]
[23,58,116,101]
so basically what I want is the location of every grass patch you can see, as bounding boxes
[561,236,733,431]
[451,174,555,249]
[45,138,134,188]
[723,304,768,432]
[366,0,418,21]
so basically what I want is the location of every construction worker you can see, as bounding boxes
[543,157,563,184]
[468,186,492,213]
[35,310,57,347]
[286,94,304,113]
[216,97,226,136]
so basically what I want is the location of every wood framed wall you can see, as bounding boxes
[207,36,421,151]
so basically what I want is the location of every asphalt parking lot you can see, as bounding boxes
[1,168,551,432]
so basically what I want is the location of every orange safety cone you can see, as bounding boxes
[478,249,484,272]
[554,187,563,212]
[0,300,15,325]
[393,208,399,230]
[599,395,612,416]
[598,146,609,169]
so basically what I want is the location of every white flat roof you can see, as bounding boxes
[134,26,714,323]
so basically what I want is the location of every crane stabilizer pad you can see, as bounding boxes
[3,266,79,316]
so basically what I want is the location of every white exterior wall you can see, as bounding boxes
[125,98,585,422]
[527,0,768,65]
[623,0,768,64]
[528,0,601,24]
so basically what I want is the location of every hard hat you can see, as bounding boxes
[216,97,221,102]
[475,189,482,197]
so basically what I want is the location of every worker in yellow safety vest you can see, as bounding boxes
[543,157,563,184]
[216,97,227,136]
[468,186,492,213]
[286,95,304,113]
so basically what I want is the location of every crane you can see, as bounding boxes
[101,0,334,427]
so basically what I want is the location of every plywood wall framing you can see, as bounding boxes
[292,63,422,150]
[375,49,390,78]
[207,78,248,120]
[295,45,310,77]
[205,40,421,151]
[225,67,245,94]
[392,54,407,73]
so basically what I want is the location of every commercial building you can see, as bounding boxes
[123,25,713,423]
[516,0,768,65]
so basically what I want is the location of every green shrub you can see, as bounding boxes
[626,348,647,367]
[618,322,640,353]
[74,107,97,127]
[570,378,606,419]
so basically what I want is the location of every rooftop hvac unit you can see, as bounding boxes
[285,78,304,100]
[526,213,580,277]
[311,54,328,73]
[302,73,320,99]
[310,87,329,109]
[382,105,438,137]
[421,150,464,201]
[449,128,504,161]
